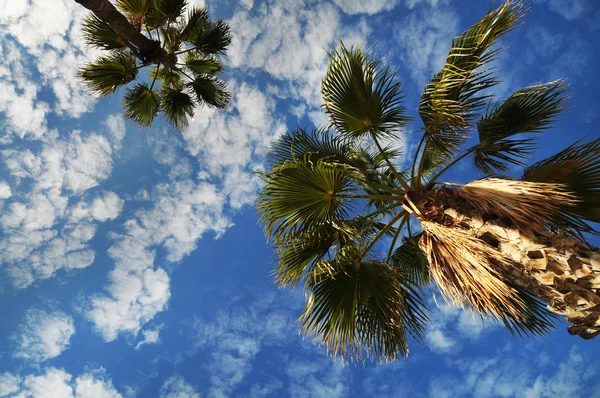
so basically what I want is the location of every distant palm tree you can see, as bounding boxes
[76,0,231,129]
[257,0,600,364]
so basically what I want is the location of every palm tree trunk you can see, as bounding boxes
[409,187,600,339]
[74,0,163,63]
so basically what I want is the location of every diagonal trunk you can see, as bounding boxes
[75,0,164,63]
[409,187,600,339]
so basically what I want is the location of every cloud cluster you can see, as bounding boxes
[160,376,200,398]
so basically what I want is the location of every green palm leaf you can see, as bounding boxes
[522,138,600,233]
[81,14,126,50]
[185,55,223,75]
[160,86,194,130]
[123,82,159,127]
[154,0,187,22]
[79,53,138,97]
[188,18,232,55]
[188,76,231,108]
[299,246,428,363]
[180,6,209,40]
[115,0,146,18]
[475,80,568,174]
[391,233,430,286]
[257,159,357,240]
[321,43,408,138]
[418,1,525,170]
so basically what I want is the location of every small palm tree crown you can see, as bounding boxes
[257,0,600,364]
[79,0,231,129]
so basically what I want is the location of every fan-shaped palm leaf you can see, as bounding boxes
[185,55,223,75]
[188,76,231,108]
[115,0,146,18]
[79,53,138,96]
[417,1,525,178]
[154,0,187,22]
[321,43,408,138]
[188,18,232,55]
[81,14,126,50]
[257,159,357,240]
[180,6,209,40]
[123,82,159,126]
[419,221,557,337]
[474,80,568,173]
[160,86,194,130]
[300,246,428,363]
[391,233,430,286]
[523,138,600,233]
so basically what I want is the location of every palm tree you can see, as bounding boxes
[77,0,231,129]
[257,0,600,364]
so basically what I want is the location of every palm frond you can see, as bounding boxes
[123,82,159,127]
[150,65,182,87]
[185,55,223,75]
[256,159,357,240]
[81,14,126,50]
[180,6,209,40]
[160,86,194,130]
[459,178,579,229]
[154,0,187,22]
[418,1,525,169]
[419,221,557,337]
[523,138,600,232]
[115,0,146,18]
[321,43,408,138]
[79,53,138,97]
[188,76,231,108]
[188,18,232,55]
[299,246,429,363]
[474,80,569,173]
[391,233,430,286]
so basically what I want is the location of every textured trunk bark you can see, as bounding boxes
[75,0,164,63]
[409,187,600,339]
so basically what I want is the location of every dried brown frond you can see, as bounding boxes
[420,220,525,319]
[460,178,579,228]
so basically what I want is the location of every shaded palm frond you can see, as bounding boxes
[419,221,557,337]
[475,80,569,173]
[79,53,138,97]
[150,65,182,87]
[321,43,408,138]
[300,246,429,363]
[123,82,159,127]
[185,55,223,75]
[180,6,209,40]
[160,86,194,130]
[188,18,232,55]
[154,0,187,22]
[418,1,525,169]
[257,159,357,240]
[188,76,231,108]
[391,233,430,286]
[459,178,579,229]
[81,14,126,50]
[523,138,600,233]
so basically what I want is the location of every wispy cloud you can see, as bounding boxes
[160,376,200,398]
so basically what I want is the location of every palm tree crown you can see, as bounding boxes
[78,0,231,129]
[257,0,600,364]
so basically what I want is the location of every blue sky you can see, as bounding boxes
[0,0,599,396]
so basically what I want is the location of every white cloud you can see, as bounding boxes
[533,0,589,21]
[285,359,348,398]
[160,376,199,398]
[135,326,163,350]
[0,181,12,199]
[12,309,75,363]
[0,368,122,398]
[332,0,398,15]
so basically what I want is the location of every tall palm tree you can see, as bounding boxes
[257,0,600,364]
[77,0,231,129]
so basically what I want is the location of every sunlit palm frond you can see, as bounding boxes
[299,246,428,363]
[79,53,138,97]
[523,138,600,233]
[115,0,146,18]
[123,82,159,127]
[154,0,187,22]
[188,18,232,55]
[321,43,408,138]
[459,178,579,229]
[419,221,556,337]
[418,1,525,168]
[185,55,223,75]
[81,14,126,50]
[188,76,231,108]
[391,233,430,286]
[160,86,194,130]
[257,159,357,240]
[475,80,569,173]
[150,66,182,87]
